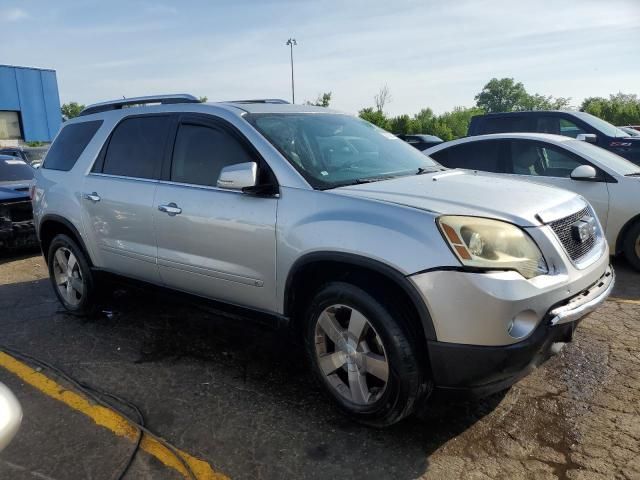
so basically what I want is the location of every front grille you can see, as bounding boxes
[8,201,33,223]
[548,207,596,261]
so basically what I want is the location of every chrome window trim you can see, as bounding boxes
[87,172,159,184]
[157,179,280,197]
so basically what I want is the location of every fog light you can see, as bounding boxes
[508,310,539,339]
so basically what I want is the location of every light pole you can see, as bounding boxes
[286,38,297,103]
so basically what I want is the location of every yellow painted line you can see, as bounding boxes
[0,352,228,480]
[609,297,640,306]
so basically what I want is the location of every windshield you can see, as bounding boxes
[246,113,440,189]
[573,111,629,138]
[566,140,640,176]
[0,157,34,182]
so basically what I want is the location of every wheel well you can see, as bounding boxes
[285,257,434,365]
[39,218,91,265]
[615,214,640,254]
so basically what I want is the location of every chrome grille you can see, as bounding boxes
[548,207,596,261]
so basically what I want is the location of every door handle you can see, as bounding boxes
[83,192,101,203]
[158,203,182,216]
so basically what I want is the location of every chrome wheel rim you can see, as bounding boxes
[314,304,389,405]
[52,247,84,307]
[635,234,640,259]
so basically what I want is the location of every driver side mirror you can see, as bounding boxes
[576,133,597,144]
[570,165,598,181]
[217,162,258,190]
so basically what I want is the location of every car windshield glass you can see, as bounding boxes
[573,112,629,138]
[0,157,34,182]
[246,113,440,189]
[567,140,640,176]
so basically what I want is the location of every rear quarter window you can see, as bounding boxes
[43,121,103,171]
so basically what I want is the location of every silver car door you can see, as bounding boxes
[81,115,173,283]
[153,116,278,312]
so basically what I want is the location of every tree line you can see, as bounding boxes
[354,78,640,140]
[61,78,640,141]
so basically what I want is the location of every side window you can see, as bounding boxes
[482,116,529,134]
[508,141,585,178]
[170,123,253,187]
[43,121,103,171]
[102,116,171,179]
[431,141,503,172]
[559,118,586,138]
[536,116,560,134]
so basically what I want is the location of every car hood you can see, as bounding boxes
[0,184,30,202]
[332,170,580,227]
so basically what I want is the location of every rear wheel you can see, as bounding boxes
[622,221,640,271]
[304,282,429,427]
[47,234,97,315]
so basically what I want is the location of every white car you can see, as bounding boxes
[424,133,640,270]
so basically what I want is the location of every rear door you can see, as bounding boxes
[81,115,173,283]
[153,114,278,312]
[503,139,610,227]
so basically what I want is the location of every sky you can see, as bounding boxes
[1,0,639,116]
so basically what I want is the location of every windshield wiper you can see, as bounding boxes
[354,176,398,184]
[416,167,444,175]
[625,172,640,177]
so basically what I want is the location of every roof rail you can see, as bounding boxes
[80,94,200,116]
[225,99,290,104]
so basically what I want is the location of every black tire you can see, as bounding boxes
[47,234,97,315]
[622,221,640,271]
[303,281,430,427]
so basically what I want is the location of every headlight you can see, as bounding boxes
[437,216,548,279]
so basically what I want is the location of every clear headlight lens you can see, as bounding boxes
[437,216,548,279]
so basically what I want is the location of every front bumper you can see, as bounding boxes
[0,219,37,249]
[426,265,614,396]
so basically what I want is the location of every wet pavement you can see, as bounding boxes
[0,251,638,480]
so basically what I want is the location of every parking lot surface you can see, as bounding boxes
[0,251,638,480]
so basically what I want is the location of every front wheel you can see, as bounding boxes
[47,234,97,315]
[622,221,640,271]
[304,282,429,427]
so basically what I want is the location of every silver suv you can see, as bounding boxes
[33,94,614,426]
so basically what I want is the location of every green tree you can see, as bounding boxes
[435,106,484,139]
[475,77,572,113]
[474,78,529,113]
[581,93,640,125]
[61,102,85,120]
[387,114,414,134]
[199,96,208,103]
[358,107,389,129]
[306,92,332,107]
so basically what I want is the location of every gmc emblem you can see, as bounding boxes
[571,216,597,243]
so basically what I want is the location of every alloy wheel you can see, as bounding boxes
[52,247,84,306]
[314,304,389,405]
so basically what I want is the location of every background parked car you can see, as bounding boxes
[424,133,640,269]
[396,134,443,151]
[0,146,49,167]
[619,126,640,137]
[0,155,37,249]
[467,111,640,165]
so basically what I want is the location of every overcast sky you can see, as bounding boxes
[2,0,639,116]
